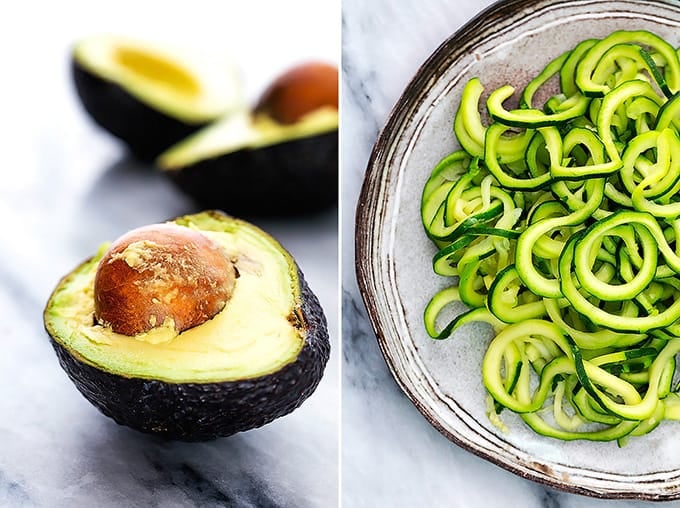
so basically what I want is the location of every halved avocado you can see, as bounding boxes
[157,108,338,215]
[43,211,329,441]
[72,35,242,160]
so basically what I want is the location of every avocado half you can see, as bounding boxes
[157,108,338,216]
[72,35,242,161]
[43,211,330,441]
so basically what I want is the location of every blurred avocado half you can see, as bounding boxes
[43,211,330,441]
[157,62,338,216]
[72,35,243,161]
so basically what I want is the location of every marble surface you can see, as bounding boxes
[341,1,680,507]
[0,2,338,507]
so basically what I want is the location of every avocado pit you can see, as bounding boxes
[93,223,235,336]
[255,61,339,124]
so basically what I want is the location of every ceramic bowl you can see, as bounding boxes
[356,0,680,500]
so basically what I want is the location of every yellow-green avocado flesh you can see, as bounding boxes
[44,212,304,384]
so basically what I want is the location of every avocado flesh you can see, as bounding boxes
[73,34,242,125]
[44,213,304,383]
[158,107,338,169]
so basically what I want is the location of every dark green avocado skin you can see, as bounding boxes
[166,130,338,216]
[48,269,330,441]
[72,60,209,161]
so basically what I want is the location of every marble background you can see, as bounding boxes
[341,0,680,507]
[0,1,338,507]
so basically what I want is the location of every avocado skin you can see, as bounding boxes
[72,60,209,161]
[166,130,337,215]
[48,269,330,441]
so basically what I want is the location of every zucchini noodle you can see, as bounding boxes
[421,30,680,444]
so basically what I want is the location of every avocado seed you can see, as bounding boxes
[255,62,338,124]
[93,223,235,336]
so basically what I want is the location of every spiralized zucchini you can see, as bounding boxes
[421,30,680,444]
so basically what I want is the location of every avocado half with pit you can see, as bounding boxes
[157,62,338,216]
[72,35,242,161]
[43,211,330,441]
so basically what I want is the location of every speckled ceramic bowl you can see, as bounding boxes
[356,0,680,500]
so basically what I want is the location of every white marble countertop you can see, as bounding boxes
[341,1,680,507]
[0,1,338,507]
